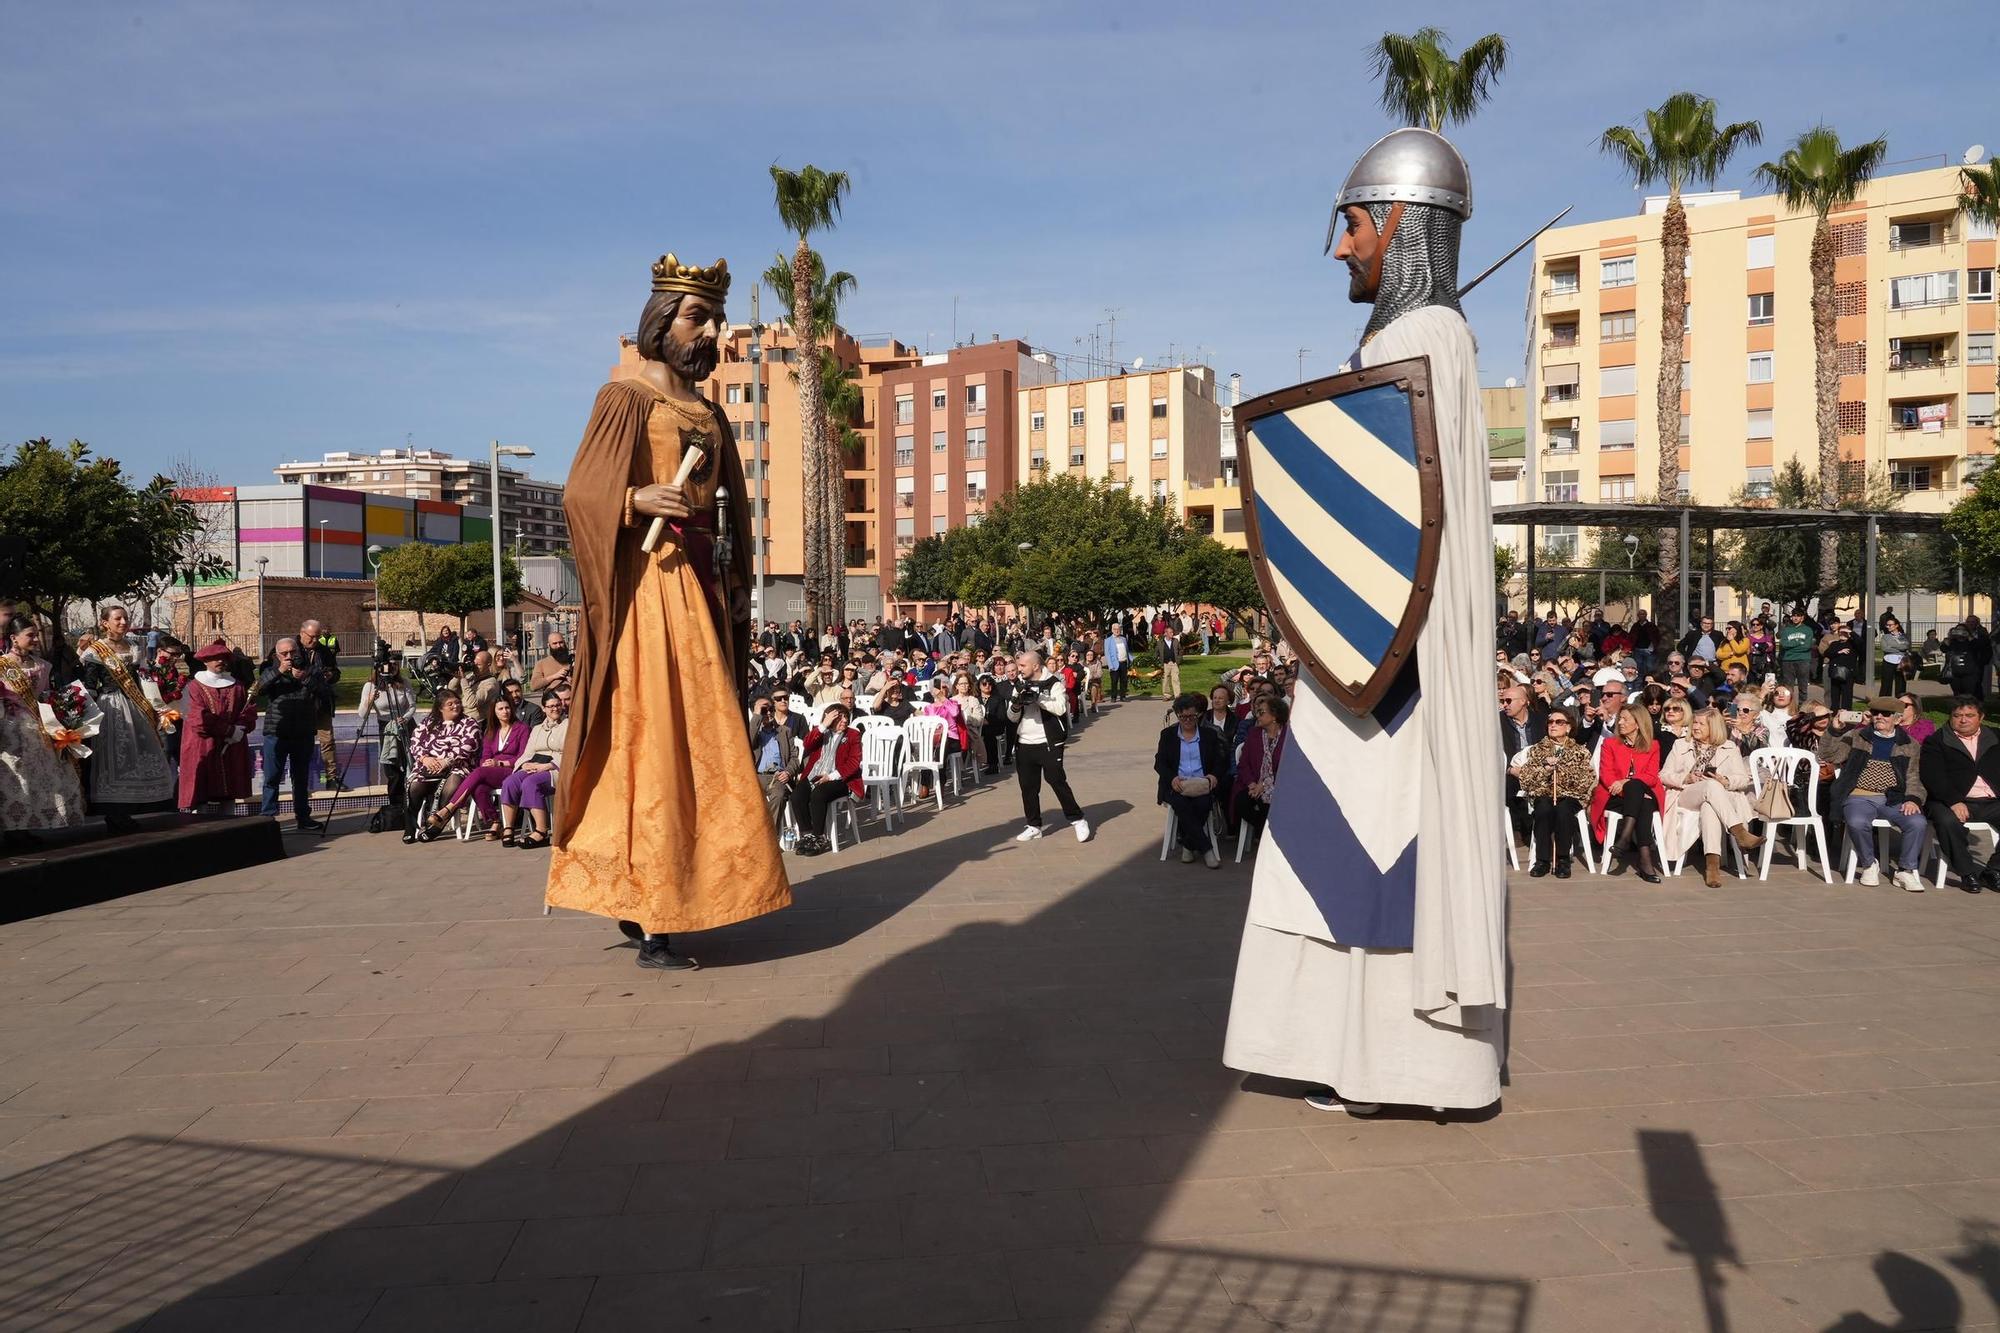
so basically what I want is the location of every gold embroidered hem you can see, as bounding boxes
[545,389,791,935]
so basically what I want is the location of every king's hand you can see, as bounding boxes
[633,484,690,520]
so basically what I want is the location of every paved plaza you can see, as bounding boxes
[3,701,1999,1331]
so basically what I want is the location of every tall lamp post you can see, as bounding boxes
[490,441,535,657]
[255,556,270,658]
[749,286,766,626]
[366,544,385,652]
[316,519,330,578]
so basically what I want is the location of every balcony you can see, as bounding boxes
[894,449,915,468]
[895,494,914,510]
[966,486,987,503]
[1541,335,1580,354]
[1889,355,1960,397]
[1541,387,1581,415]
[1543,438,1580,456]
[1541,284,1581,312]
[1888,224,1958,253]
[844,546,873,568]
[1886,421,1962,459]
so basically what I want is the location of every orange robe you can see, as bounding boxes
[545,379,791,932]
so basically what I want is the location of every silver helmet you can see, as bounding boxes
[1323,127,1473,253]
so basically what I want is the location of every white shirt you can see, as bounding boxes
[1010,673,1067,744]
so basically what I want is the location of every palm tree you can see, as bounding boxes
[1961,158,2000,228]
[1755,127,1888,597]
[770,164,851,632]
[1369,27,1508,133]
[821,360,865,626]
[1600,94,1762,628]
[762,249,857,629]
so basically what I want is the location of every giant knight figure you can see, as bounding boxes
[1223,129,1508,1114]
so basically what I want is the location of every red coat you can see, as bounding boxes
[798,727,864,801]
[1589,736,1665,840]
[178,676,257,807]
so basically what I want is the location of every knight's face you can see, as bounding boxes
[1333,206,1382,303]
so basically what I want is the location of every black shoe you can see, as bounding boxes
[617,920,646,943]
[1554,858,1572,879]
[324,777,348,792]
[637,938,698,971]
[295,817,326,832]
[1529,861,1550,878]
[1963,870,1992,894]
[400,830,416,845]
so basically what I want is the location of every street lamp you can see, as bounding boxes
[316,519,330,577]
[366,544,385,652]
[255,556,270,658]
[491,441,535,657]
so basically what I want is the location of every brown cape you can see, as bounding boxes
[552,379,753,844]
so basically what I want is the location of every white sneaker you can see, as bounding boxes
[1073,819,1091,843]
[1859,863,1881,887]
[1204,846,1222,869]
[1015,825,1046,842]
[1304,1092,1383,1116]
[1894,869,1926,893]
[1180,847,1195,864]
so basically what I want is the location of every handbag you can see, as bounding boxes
[1752,778,1795,822]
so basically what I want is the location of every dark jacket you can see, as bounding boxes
[1918,726,2000,807]
[1154,723,1227,805]
[258,663,328,739]
[1827,725,1928,811]
[1500,708,1549,804]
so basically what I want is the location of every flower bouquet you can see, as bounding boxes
[39,682,104,760]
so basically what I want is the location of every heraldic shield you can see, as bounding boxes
[1237,355,1444,718]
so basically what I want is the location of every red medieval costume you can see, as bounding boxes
[179,640,257,810]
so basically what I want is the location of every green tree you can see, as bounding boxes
[1945,464,2000,589]
[377,541,522,632]
[0,439,224,664]
[1960,158,2000,228]
[1754,126,1889,595]
[763,249,858,628]
[768,165,851,631]
[1600,93,1763,629]
[891,533,954,603]
[1494,542,1518,593]
[1166,538,1265,624]
[1725,457,1905,606]
[374,542,446,638]
[1369,28,1508,133]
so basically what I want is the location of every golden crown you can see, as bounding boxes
[651,252,731,301]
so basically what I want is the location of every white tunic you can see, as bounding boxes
[1222,305,1508,1109]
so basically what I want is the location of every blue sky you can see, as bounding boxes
[3,1,1992,485]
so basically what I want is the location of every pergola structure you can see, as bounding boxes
[1492,501,1948,695]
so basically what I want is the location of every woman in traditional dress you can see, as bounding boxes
[0,613,86,844]
[75,604,175,824]
[177,638,258,813]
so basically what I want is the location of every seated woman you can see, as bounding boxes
[1508,705,1594,879]
[1231,694,1289,850]
[402,693,480,842]
[1659,707,1764,886]
[785,702,862,856]
[1590,703,1667,882]
[1155,691,1228,868]
[422,695,530,840]
[874,681,914,726]
[913,678,970,800]
[499,689,569,848]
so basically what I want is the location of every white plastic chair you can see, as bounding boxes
[782,794,863,852]
[1161,802,1227,861]
[1601,809,1667,874]
[859,726,905,831]
[804,703,826,732]
[856,693,876,713]
[1934,821,1996,890]
[901,715,949,812]
[789,692,812,713]
[1657,805,1748,881]
[1748,747,1833,883]
[1503,806,1521,871]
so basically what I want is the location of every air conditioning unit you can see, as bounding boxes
[1570,418,1581,431]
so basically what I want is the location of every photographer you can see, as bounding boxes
[295,618,343,790]
[257,637,328,831]
[1005,649,1089,844]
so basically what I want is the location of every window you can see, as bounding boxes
[1030,411,1045,432]
[725,384,741,404]
[1070,408,1085,428]
[965,427,986,459]
[1600,313,1636,342]
[1600,365,1636,396]
[1675,470,1692,499]
[1680,361,1692,390]
[1747,352,1775,384]
[895,435,914,467]
[1546,428,1578,453]
[1748,292,1775,325]
[1110,403,1126,424]
[894,477,915,509]
[1151,437,1168,459]
[1069,447,1086,468]
[1600,257,1636,288]
[1745,465,1775,499]
[932,390,947,411]
[1746,234,1776,269]
[895,396,913,424]
[1151,478,1170,501]
[1678,412,1691,442]
[1972,269,1995,303]
[1151,396,1168,419]
[1030,449,1046,469]
[1970,393,1997,428]
[1600,477,1636,502]
[966,469,987,500]
[1548,268,1579,294]
[1543,525,1579,559]
[1970,333,1995,366]
[1748,408,1773,439]
[1548,322,1578,346]
[1600,419,1636,449]
[932,430,947,453]
[1890,271,1958,309]
[895,518,915,543]
[931,516,947,535]
[1969,455,1997,484]
[1891,220,1938,249]
[932,472,947,493]
[965,383,987,413]
[1543,469,1579,502]
[1891,463,1934,493]
[1102,440,1122,465]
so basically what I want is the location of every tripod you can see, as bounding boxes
[313,714,379,839]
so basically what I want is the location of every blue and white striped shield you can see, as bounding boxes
[1237,356,1443,717]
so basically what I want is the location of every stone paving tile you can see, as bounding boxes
[9,701,2000,1332]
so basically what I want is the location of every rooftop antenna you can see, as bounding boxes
[1967,144,1988,165]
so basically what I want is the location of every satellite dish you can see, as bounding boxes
[1967,145,1988,165]
[1132,356,1145,368]
[1504,375,1518,388]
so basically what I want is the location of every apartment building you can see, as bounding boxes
[1526,164,1997,558]
[272,449,569,554]
[615,325,921,623]
[875,339,1061,601]
[1018,364,1224,512]
[1483,383,1530,550]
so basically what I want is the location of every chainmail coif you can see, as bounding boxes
[1362,201,1463,343]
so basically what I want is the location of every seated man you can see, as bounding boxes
[750,696,801,826]
[1920,695,2000,893]
[1828,697,1930,891]
[1154,691,1228,868]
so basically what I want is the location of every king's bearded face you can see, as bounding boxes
[665,296,724,381]
[1332,205,1382,303]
